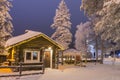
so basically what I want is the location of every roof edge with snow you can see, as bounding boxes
[5,30,64,50]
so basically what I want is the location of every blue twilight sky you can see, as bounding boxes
[10,0,88,36]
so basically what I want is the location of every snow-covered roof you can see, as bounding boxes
[5,30,64,50]
[5,30,42,47]
[0,51,9,56]
[63,49,81,56]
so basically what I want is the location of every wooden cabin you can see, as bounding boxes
[5,30,64,69]
[63,49,81,64]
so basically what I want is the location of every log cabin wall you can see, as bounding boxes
[8,36,61,68]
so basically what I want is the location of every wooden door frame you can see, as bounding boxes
[44,49,53,68]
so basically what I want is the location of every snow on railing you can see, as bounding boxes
[0,62,45,77]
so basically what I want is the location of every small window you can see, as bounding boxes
[26,52,31,60]
[33,52,38,60]
[25,50,40,63]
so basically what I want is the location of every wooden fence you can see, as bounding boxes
[0,62,45,77]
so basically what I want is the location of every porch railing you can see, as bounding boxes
[0,62,45,77]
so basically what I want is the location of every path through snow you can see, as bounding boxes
[0,63,120,80]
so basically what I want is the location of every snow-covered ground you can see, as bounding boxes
[104,58,120,65]
[0,63,120,80]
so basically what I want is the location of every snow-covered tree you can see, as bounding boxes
[0,0,13,48]
[75,22,92,54]
[81,0,120,45]
[81,0,120,64]
[51,0,72,49]
[81,0,104,17]
[75,21,92,64]
[95,0,120,43]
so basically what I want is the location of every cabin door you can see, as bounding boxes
[44,51,50,68]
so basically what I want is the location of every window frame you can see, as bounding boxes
[24,50,40,63]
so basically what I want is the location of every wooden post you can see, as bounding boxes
[61,51,63,65]
[95,36,98,65]
[42,63,45,74]
[19,62,22,76]
[55,49,59,69]
[85,39,87,64]
[42,54,45,74]
[56,52,59,69]
[74,55,76,65]
[100,40,104,64]
[112,49,116,65]
[11,47,15,60]
[111,41,116,65]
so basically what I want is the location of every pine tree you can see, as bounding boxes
[0,0,13,50]
[51,0,72,49]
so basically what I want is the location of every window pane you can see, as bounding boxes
[33,52,38,60]
[26,52,31,60]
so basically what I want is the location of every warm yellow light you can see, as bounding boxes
[11,48,15,60]
[48,47,52,50]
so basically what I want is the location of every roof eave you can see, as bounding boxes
[6,34,64,50]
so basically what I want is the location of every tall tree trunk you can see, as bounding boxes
[104,46,106,58]
[95,36,98,64]
[112,48,116,65]
[61,51,64,65]
[100,40,104,64]
[85,39,87,64]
